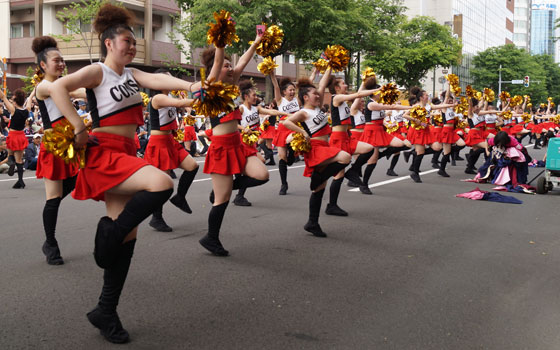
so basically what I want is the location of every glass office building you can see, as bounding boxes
[514,0,532,51]
[530,1,558,61]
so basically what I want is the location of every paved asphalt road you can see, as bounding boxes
[1,144,558,350]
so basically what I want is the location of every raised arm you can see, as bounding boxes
[151,94,195,110]
[317,68,332,105]
[350,97,361,115]
[0,89,15,115]
[257,106,288,117]
[131,69,194,93]
[233,34,263,83]
[333,88,379,106]
[270,69,282,106]
[24,88,36,111]
[308,67,318,83]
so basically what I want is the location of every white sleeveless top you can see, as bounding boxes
[301,108,330,136]
[241,105,260,130]
[278,97,300,115]
[352,110,366,127]
[472,113,485,127]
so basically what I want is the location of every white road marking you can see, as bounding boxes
[348,169,439,191]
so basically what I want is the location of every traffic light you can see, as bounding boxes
[524,75,530,87]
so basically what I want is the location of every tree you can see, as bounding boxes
[533,54,560,104]
[363,16,462,89]
[471,45,548,104]
[56,0,106,64]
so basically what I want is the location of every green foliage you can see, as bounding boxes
[55,0,107,63]
[364,16,462,89]
[20,66,37,95]
[471,44,550,104]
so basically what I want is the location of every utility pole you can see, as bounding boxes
[498,64,502,102]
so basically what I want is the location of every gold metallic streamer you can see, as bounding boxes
[410,106,428,130]
[257,56,279,76]
[192,79,240,117]
[499,91,510,101]
[42,119,86,168]
[323,45,350,72]
[290,132,311,153]
[251,24,284,58]
[241,129,260,146]
[483,88,495,103]
[375,83,400,105]
[206,10,239,48]
[361,67,376,80]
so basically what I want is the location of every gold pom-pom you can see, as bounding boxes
[548,97,553,102]
[445,74,460,95]
[140,92,149,107]
[252,24,284,58]
[540,103,546,109]
[31,67,44,87]
[174,129,184,142]
[524,95,531,104]
[241,129,260,146]
[312,59,329,74]
[551,102,556,109]
[483,88,495,103]
[43,119,86,168]
[510,95,523,107]
[466,85,476,98]
[290,132,311,153]
[433,113,443,124]
[521,113,531,123]
[499,110,512,120]
[260,119,270,132]
[456,118,468,130]
[206,10,239,48]
[499,91,510,101]
[554,115,560,124]
[257,56,278,76]
[410,106,428,130]
[192,79,240,117]
[183,116,196,126]
[324,45,350,72]
[454,96,468,115]
[361,67,376,80]
[375,83,400,105]
[171,90,187,98]
[527,103,532,109]
[385,122,399,134]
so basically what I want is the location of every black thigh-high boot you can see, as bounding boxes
[387,154,400,176]
[149,205,172,232]
[278,159,288,195]
[199,202,230,256]
[325,178,347,216]
[94,189,173,269]
[304,189,326,237]
[360,163,376,195]
[410,154,424,183]
[170,167,199,214]
[431,150,442,168]
[87,239,136,344]
[310,162,347,191]
[438,153,451,177]
[345,150,373,183]
[12,163,25,189]
[42,197,64,265]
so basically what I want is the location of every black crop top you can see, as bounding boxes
[9,109,28,131]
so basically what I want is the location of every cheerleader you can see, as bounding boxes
[50,4,210,343]
[384,108,412,176]
[282,75,351,237]
[182,108,199,155]
[464,98,494,174]
[143,72,198,232]
[270,70,303,195]
[198,32,269,257]
[257,100,277,166]
[32,36,85,264]
[325,76,376,206]
[438,88,465,177]
[235,79,288,206]
[1,88,34,188]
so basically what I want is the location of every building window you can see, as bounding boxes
[283,54,295,64]
[30,23,35,37]
[11,24,23,38]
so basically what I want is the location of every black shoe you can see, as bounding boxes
[169,170,177,179]
[465,168,477,175]
[87,306,130,344]
[42,241,64,265]
[209,190,214,204]
[233,195,252,206]
[149,216,173,232]
[410,172,422,183]
[359,185,373,195]
[12,180,25,189]
[170,194,192,214]
[438,169,450,177]
[344,169,363,187]
[279,183,288,195]
[431,162,439,169]
[403,151,412,163]
[304,221,327,237]
[347,180,360,187]
[199,235,229,256]
[94,217,122,269]
[386,169,398,176]
[325,203,348,216]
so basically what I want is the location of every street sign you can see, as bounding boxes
[512,80,523,84]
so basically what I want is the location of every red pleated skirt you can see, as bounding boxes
[204,131,249,175]
[303,139,340,177]
[350,130,364,146]
[465,128,485,147]
[144,134,189,171]
[72,132,149,201]
[440,125,460,144]
[329,131,353,154]
[272,122,293,147]
[407,126,432,145]
[36,142,79,180]
[240,133,259,158]
[260,124,276,139]
[501,125,512,135]
[6,130,28,151]
[362,121,394,147]
[184,126,197,141]
[430,126,443,144]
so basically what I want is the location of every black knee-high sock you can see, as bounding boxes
[152,205,163,219]
[237,187,247,197]
[424,148,435,155]
[362,163,377,185]
[115,189,173,241]
[286,145,296,166]
[62,175,77,198]
[380,146,409,159]
[308,189,325,225]
[350,150,374,173]
[260,143,273,160]
[208,202,229,239]
[98,239,136,314]
[232,175,269,190]
[470,149,484,167]
[43,197,62,246]
[198,135,208,148]
[413,154,424,173]
[279,159,288,185]
[177,168,198,198]
[16,163,24,182]
[439,153,450,171]
[329,178,343,205]
[432,150,442,164]
[389,153,400,171]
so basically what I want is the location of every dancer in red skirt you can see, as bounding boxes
[325,76,376,205]
[437,87,465,177]
[283,75,352,237]
[199,31,269,257]
[258,100,277,166]
[384,108,412,176]
[464,98,494,174]
[1,88,34,188]
[235,79,288,206]
[143,71,198,232]
[33,36,85,264]
[50,4,210,343]
[182,109,199,155]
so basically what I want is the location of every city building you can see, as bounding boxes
[530,0,559,62]
[403,0,514,96]
[514,0,532,51]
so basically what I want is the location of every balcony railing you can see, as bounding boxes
[56,33,145,63]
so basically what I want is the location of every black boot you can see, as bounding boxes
[233,187,252,207]
[345,150,373,185]
[465,149,478,174]
[410,154,424,183]
[7,155,15,176]
[278,159,288,195]
[325,178,348,216]
[310,162,347,191]
[149,205,172,232]
[199,202,229,256]
[431,150,442,169]
[437,153,450,177]
[12,163,25,189]
[170,168,198,214]
[304,189,326,237]
[261,144,275,165]
[87,239,136,344]
[386,154,400,176]
[360,163,376,195]
[42,197,64,265]
[94,189,173,269]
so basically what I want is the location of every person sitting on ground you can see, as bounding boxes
[0,137,8,173]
